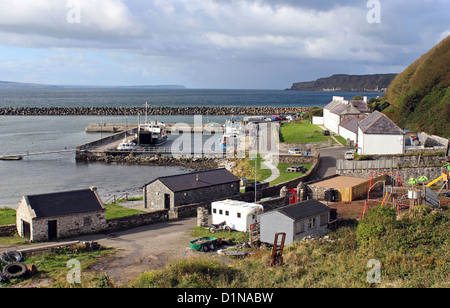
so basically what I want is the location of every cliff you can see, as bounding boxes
[289,74,397,92]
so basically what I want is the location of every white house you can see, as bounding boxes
[323,96,370,134]
[338,115,367,146]
[211,199,264,232]
[357,111,405,155]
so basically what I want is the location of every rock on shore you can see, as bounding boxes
[83,154,221,172]
[0,106,309,116]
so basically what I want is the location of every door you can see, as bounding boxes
[164,194,171,210]
[22,220,31,240]
[48,220,57,240]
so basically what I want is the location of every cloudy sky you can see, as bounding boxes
[0,0,448,89]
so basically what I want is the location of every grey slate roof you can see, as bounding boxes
[340,115,367,133]
[277,199,330,221]
[26,189,104,218]
[358,111,405,135]
[148,168,240,192]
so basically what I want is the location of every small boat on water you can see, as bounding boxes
[0,155,23,161]
[117,139,141,151]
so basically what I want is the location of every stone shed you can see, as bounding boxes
[16,187,106,242]
[143,168,240,216]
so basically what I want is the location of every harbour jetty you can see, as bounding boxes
[0,106,309,116]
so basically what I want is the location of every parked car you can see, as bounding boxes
[286,165,308,173]
[344,151,355,160]
[323,130,330,136]
[288,148,301,155]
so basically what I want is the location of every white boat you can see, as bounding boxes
[117,139,140,151]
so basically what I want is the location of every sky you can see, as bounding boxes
[0,0,448,89]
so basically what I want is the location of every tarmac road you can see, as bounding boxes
[312,146,354,180]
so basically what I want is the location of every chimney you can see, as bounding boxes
[363,96,368,103]
[196,175,199,181]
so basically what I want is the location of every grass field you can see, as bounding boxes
[270,163,312,186]
[279,121,329,143]
[0,207,16,225]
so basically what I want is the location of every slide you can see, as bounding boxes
[426,176,443,187]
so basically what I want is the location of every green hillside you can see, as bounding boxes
[383,35,450,138]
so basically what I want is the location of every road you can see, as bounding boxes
[311,146,354,180]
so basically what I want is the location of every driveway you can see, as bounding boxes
[77,217,201,284]
[1,217,201,286]
[312,146,354,180]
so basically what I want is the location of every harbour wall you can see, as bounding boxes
[0,106,309,116]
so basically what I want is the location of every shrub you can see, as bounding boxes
[356,205,397,246]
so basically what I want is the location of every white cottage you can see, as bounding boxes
[357,111,405,155]
[323,96,370,134]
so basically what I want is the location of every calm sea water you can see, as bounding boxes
[0,89,380,208]
[0,88,380,108]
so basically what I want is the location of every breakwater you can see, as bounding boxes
[0,106,310,116]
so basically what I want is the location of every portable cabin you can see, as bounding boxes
[211,199,264,232]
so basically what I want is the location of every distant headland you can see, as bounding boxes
[288,74,397,92]
[0,80,186,90]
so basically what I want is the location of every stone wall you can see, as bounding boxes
[0,106,310,116]
[106,210,168,232]
[0,224,17,236]
[29,211,107,242]
[144,179,240,211]
[279,139,332,152]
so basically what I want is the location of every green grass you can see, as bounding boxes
[191,226,248,244]
[104,202,145,220]
[130,207,450,288]
[279,121,329,143]
[233,155,272,183]
[269,163,312,186]
[1,244,116,288]
[334,135,347,146]
[0,207,16,225]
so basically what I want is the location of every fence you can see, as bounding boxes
[336,159,398,170]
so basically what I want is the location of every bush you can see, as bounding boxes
[356,205,397,246]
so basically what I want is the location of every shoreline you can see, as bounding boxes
[0,106,310,116]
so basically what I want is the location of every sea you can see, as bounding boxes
[0,88,381,208]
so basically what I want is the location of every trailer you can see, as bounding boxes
[211,199,264,232]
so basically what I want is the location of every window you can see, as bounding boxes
[225,211,229,216]
[308,218,316,229]
[213,208,217,214]
[219,210,223,215]
[237,212,241,218]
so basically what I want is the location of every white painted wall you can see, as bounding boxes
[339,125,357,144]
[358,128,405,155]
[312,116,324,125]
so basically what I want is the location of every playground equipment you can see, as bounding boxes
[426,164,449,195]
[360,171,442,219]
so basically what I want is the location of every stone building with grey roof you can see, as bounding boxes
[143,168,240,216]
[16,187,106,242]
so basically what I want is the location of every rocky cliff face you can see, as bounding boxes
[289,74,397,92]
